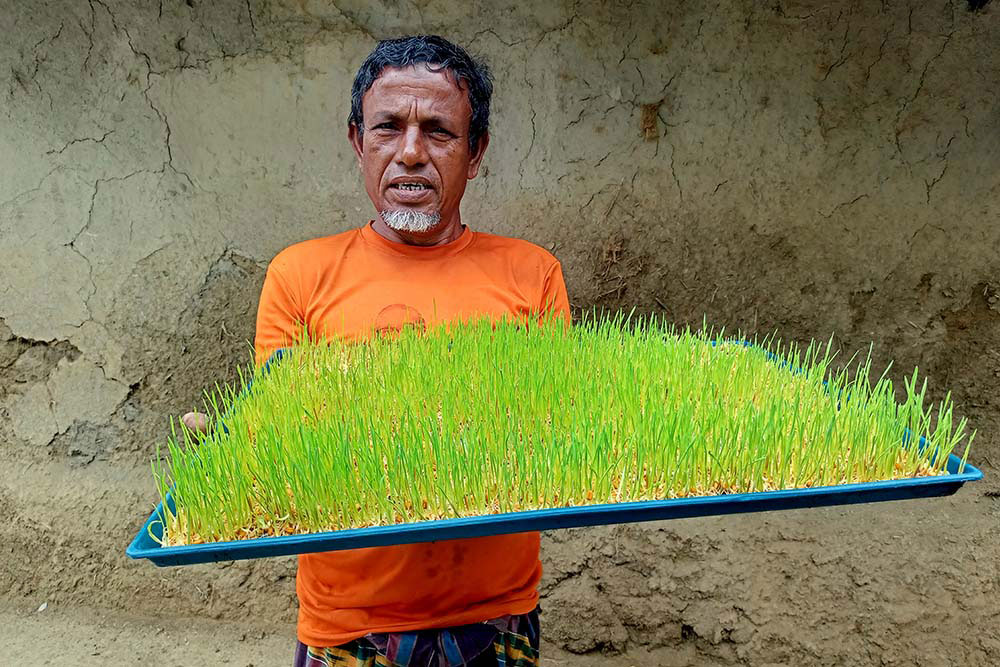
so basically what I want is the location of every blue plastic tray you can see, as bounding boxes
[127,452,981,567]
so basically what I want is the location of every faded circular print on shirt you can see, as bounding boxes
[374,304,427,336]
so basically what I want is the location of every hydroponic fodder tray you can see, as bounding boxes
[128,318,981,566]
[127,452,981,567]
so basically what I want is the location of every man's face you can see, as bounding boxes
[349,65,488,236]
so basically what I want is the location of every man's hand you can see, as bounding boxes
[181,411,210,435]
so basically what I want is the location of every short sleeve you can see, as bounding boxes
[539,260,572,325]
[254,262,304,366]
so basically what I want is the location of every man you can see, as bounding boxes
[184,36,570,667]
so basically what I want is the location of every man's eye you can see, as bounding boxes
[372,123,396,131]
[430,127,453,137]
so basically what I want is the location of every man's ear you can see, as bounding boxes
[466,131,490,179]
[348,122,364,163]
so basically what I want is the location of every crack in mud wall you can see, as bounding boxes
[2,1,999,665]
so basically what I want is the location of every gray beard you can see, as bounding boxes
[380,209,442,233]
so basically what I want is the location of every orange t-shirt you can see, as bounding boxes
[253,222,571,647]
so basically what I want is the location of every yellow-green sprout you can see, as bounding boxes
[151,314,974,546]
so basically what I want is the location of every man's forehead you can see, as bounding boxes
[363,65,470,113]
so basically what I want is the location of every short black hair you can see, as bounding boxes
[349,35,493,152]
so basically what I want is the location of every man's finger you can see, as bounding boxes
[181,411,209,434]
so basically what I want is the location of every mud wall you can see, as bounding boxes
[2,1,999,665]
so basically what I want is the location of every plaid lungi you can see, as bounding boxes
[292,608,539,667]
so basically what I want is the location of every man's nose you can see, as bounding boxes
[397,126,428,167]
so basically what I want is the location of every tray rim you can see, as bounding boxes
[127,452,982,567]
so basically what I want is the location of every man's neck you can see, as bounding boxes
[370,216,465,247]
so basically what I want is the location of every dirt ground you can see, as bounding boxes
[0,604,295,666]
[0,603,680,666]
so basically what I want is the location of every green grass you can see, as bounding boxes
[151,315,974,546]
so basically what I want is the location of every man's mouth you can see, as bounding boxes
[389,182,433,191]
